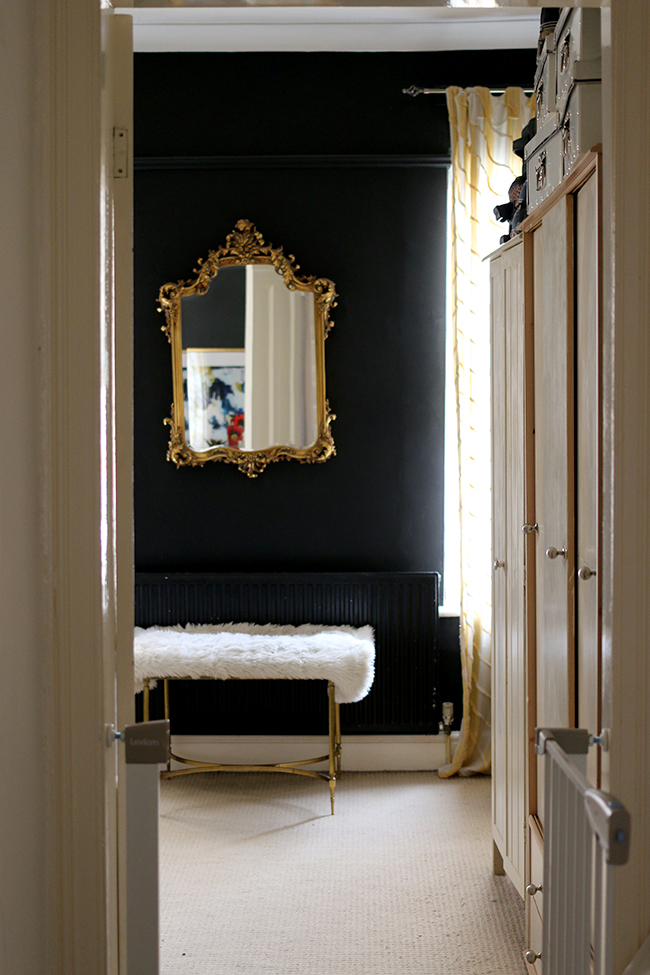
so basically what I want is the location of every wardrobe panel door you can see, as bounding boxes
[504,244,526,893]
[575,173,601,787]
[491,254,508,858]
[533,230,545,822]
[534,198,576,816]
[523,231,537,823]
[491,240,527,896]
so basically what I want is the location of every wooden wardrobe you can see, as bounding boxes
[490,152,602,973]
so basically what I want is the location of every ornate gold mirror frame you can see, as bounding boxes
[157,219,337,478]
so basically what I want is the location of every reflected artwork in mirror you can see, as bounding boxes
[157,220,337,477]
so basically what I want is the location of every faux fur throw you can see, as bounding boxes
[134,622,375,704]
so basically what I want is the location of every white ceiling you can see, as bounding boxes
[119,7,540,52]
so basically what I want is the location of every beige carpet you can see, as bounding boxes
[160,771,525,975]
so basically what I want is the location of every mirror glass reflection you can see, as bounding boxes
[180,266,318,454]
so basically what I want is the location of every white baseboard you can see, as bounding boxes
[166,733,460,772]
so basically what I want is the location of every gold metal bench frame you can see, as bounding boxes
[142,677,342,813]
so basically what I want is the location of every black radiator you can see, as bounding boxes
[134,572,439,735]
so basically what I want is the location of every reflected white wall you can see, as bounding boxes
[244,265,317,451]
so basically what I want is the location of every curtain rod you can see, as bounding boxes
[403,85,534,97]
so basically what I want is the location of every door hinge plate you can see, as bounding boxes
[113,127,128,179]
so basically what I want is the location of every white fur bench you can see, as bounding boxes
[134,622,375,812]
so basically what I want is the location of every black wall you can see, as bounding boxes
[134,51,535,731]
[134,51,535,575]
[134,51,536,159]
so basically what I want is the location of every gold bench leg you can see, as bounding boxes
[328,682,336,814]
[335,702,341,778]
[164,678,171,772]
[144,675,339,812]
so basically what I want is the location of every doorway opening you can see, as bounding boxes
[127,9,539,973]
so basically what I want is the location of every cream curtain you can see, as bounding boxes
[440,87,535,778]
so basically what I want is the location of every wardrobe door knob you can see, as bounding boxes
[526,882,543,896]
[578,566,596,581]
[525,949,542,964]
[546,546,567,560]
[493,559,505,569]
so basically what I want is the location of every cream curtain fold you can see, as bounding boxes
[439,87,534,778]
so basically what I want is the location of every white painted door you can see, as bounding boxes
[574,172,601,788]
[106,13,141,974]
[503,241,528,894]
[491,239,528,896]
[39,7,135,972]
[533,196,576,822]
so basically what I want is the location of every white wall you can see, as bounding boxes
[0,2,47,972]
[608,2,650,967]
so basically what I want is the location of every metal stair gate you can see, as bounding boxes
[535,728,631,975]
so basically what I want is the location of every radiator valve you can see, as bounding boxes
[441,702,454,764]
[441,701,454,735]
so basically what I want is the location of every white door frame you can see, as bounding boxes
[35,4,133,973]
[112,15,136,974]
[23,1,649,973]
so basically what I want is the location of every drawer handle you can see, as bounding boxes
[561,31,571,73]
[525,949,542,965]
[526,882,543,896]
[536,83,544,123]
[546,546,567,560]
[536,152,547,191]
[562,118,571,156]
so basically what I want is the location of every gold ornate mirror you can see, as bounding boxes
[157,220,337,477]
